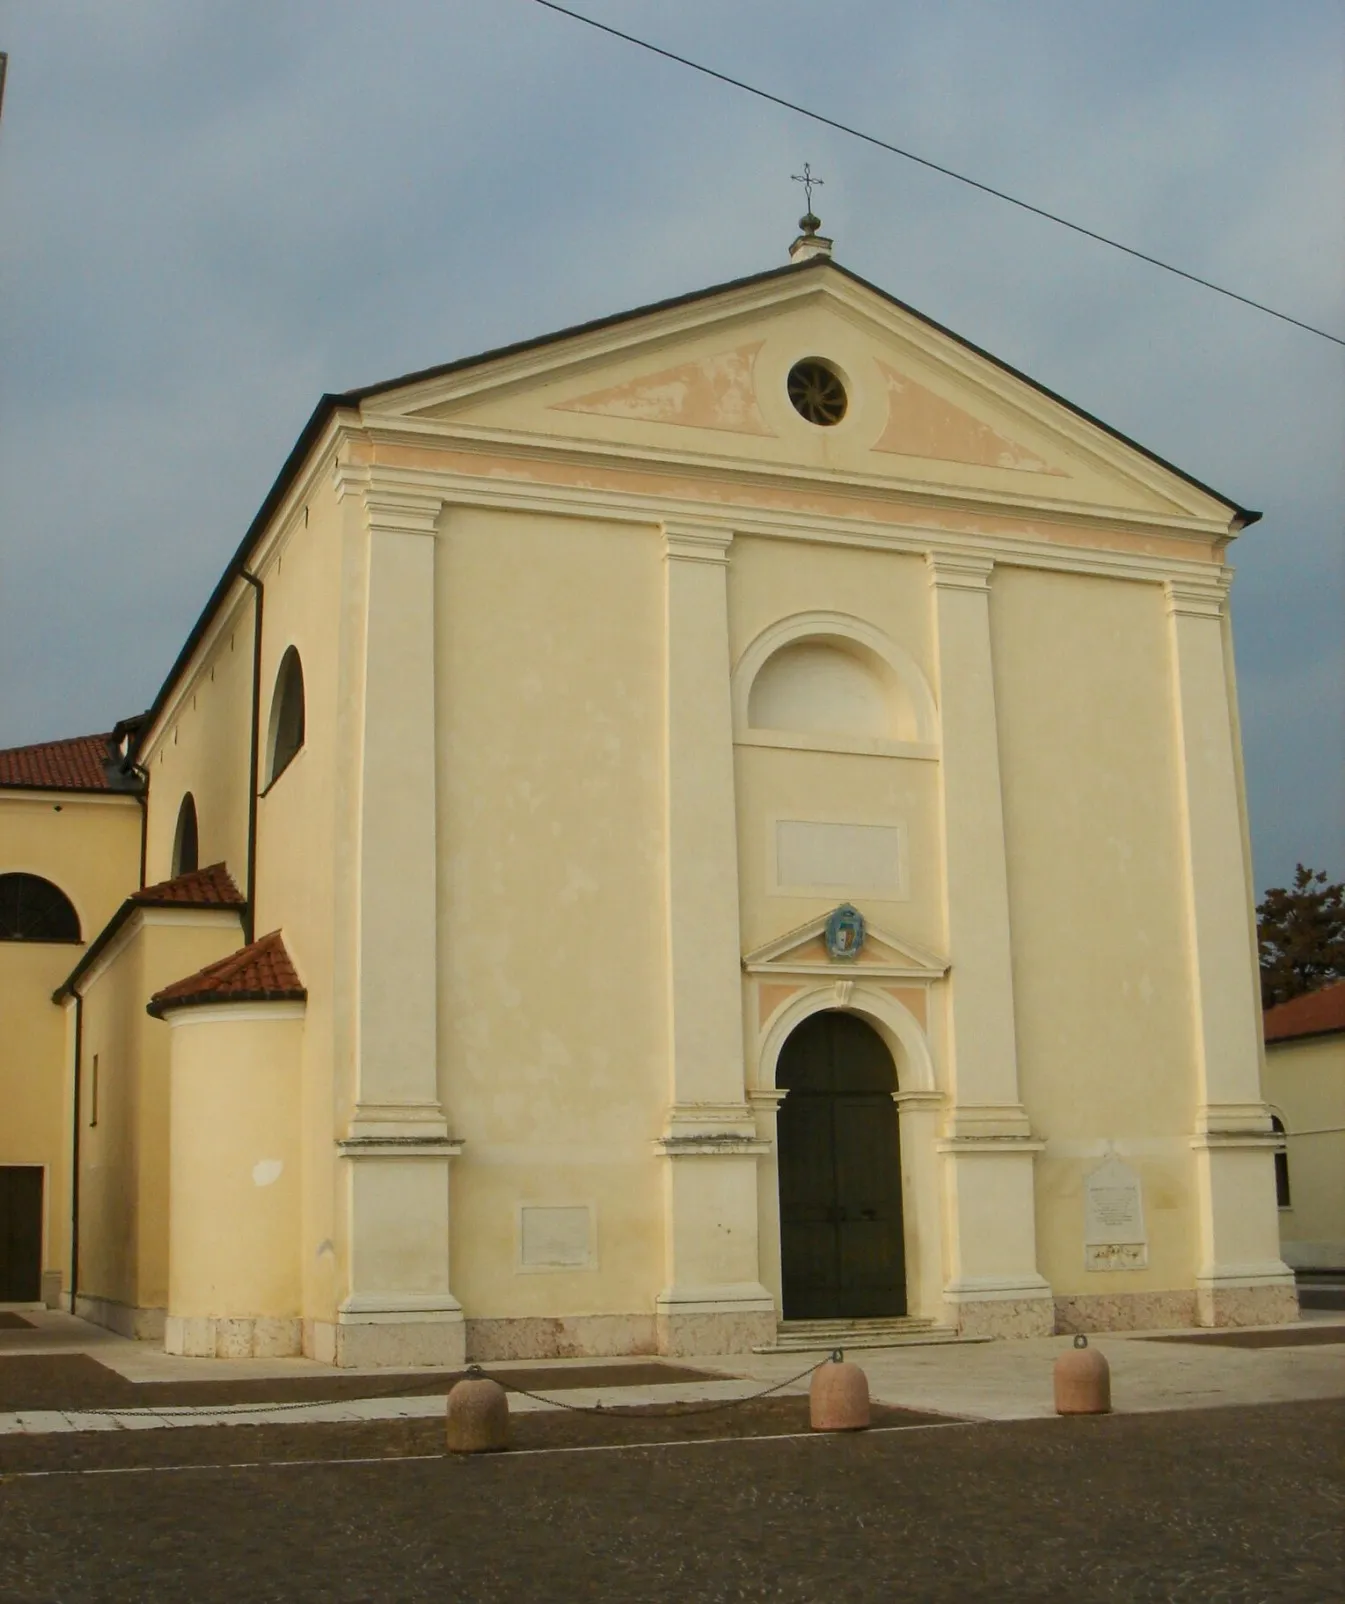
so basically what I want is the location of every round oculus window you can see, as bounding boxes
[787,359,847,426]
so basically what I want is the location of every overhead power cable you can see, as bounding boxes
[529,0,1344,349]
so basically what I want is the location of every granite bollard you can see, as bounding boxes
[446,1374,511,1453]
[1054,1334,1112,1415]
[810,1353,871,1431]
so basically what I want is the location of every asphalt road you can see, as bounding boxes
[2,1398,1341,1602]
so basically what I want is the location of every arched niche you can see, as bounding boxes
[172,793,199,878]
[732,612,938,753]
[266,646,305,787]
[0,872,81,943]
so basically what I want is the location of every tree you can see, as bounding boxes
[1257,864,1345,1008]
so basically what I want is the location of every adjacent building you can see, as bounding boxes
[1263,981,1345,1275]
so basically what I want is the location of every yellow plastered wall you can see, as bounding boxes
[0,793,141,1297]
[76,912,243,1316]
[251,478,344,1324]
[1264,1034,1345,1269]
[168,1008,304,1320]
[138,473,345,1325]
[142,610,253,888]
[990,565,1198,1296]
[436,507,667,1319]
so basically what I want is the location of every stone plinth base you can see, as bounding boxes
[655,1306,777,1357]
[467,1314,657,1362]
[165,1314,301,1359]
[951,1295,1054,1340]
[320,1315,466,1369]
[1054,1291,1198,1334]
[1197,1280,1299,1328]
[75,1294,165,1342]
[41,1271,63,1310]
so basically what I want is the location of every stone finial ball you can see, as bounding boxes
[446,1375,511,1453]
[810,1358,871,1431]
[1053,1334,1112,1415]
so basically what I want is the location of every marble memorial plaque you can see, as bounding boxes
[1084,1153,1148,1271]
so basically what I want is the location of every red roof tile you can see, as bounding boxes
[134,862,243,907]
[147,930,305,1018]
[0,732,115,791]
[1264,980,1345,1044]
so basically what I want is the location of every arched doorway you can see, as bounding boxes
[777,1010,906,1319]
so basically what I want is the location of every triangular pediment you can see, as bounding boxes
[354,261,1247,534]
[744,910,949,979]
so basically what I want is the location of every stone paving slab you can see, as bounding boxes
[697,1318,1345,1421]
[4,1307,1343,1430]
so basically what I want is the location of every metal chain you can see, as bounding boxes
[45,1351,844,1422]
[470,1354,836,1420]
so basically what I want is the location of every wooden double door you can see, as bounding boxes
[0,1167,43,1303]
[777,1012,906,1320]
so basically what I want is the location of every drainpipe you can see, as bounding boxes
[239,571,263,946]
[136,790,148,889]
[68,989,83,1316]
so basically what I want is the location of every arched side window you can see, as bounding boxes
[172,793,199,878]
[266,646,305,787]
[0,873,81,943]
[1270,1114,1291,1208]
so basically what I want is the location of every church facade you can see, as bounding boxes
[1,235,1296,1363]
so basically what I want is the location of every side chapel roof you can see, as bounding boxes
[53,862,245,1003]
[130,253,1261,771]
[147,929,306,1018]
[1264,980,1345,1044]
[135,862,244,907]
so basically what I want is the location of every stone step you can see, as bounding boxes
[754,1317,971,1353]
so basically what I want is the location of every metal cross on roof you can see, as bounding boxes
[792,163,823,215]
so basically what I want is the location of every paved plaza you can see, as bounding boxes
[1,1310,1342,1600]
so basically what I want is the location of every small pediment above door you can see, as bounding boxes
[743,907,948,980]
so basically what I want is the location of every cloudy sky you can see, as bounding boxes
[1,0,1341,892]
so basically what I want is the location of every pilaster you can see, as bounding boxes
[926,552,1051,1335]
[1165,576,1295,1324]
[656,521,773,1353]
[892,1090,949,1324]
[334,480,464,1364]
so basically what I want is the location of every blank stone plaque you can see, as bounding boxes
[520,1205,593,1269]
[775,819,905,895]
[1084,1153,1148,1271]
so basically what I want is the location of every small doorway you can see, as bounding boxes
[0,1167,44,1303]
[776,1011,906,1319]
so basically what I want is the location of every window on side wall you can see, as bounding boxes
[0,873,81,942]
[265,646,305,788]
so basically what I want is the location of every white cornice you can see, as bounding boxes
[78,903,242,996]
[355,417,1231,543]
[339,457,1231,590]
[163,1001,306,1027]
